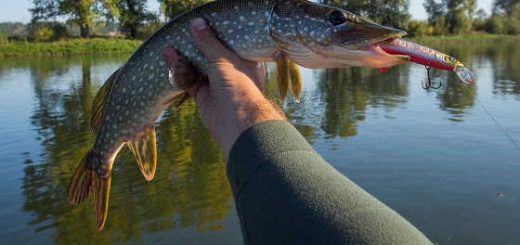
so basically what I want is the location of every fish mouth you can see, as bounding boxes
[362,37,411,64]
[336,17,408,48]
[336,21,411,66]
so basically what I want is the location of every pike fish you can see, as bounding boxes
[66,0,453,230]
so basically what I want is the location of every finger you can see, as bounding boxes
[187,75,209,97]
[190,18,238,63]
[191,83,211,110]
[251,62,267,91]
[161,46,180,68]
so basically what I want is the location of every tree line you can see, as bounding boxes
[15,0,520,41]
[27,0,211,40]
[323,0,520,36]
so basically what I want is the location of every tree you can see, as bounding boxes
[472,8,488,31]
[424,0,446,23]
[493,0,520,17]
[112,0,156,38]
[158,0,211,21]
[59,0,98,38]
[424,0,475,35]
[490,0,520,34]
[320,0,411,28]
[30,0,60,23]
[445,0,476,34]
[31,0,124,38]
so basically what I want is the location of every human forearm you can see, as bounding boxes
[227,121,432,245]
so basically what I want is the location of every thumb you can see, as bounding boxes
[190,18,237,63]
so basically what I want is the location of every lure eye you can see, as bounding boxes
[444,56,458,65]
[329,10,347,26]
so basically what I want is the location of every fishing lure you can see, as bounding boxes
[379,39,476,87]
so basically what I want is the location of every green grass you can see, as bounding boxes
[1,34,519,57]
[0,38,142,57]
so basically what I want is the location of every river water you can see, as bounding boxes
[0,39,519,244]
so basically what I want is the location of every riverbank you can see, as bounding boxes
[0,38,142,57]
[0,34,518,57]
[412,33,520,44]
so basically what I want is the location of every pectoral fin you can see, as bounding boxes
[288,62,302,103]
[276,53,303,103]
[127,129,157,181]
[276,54,290,101]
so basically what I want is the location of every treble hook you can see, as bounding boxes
[422,63,442,90]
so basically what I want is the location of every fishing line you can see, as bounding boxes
[463,86,520,150]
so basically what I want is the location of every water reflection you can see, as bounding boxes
[19,57,232,244]
[488,40,520,96]
[433,69,477,122]
[317,67,409,138]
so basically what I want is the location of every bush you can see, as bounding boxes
[0,33,8,44]
[506,17,520,35]
[30,25,54,41]
[485,16,507,34]
[406,20,433,37]
[29,22,69,42]
[430,16,448,35]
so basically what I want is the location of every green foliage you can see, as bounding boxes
[406,20,433,37]
[159,0,211,20]
[30,0,60,22]
[114,0,157,39]
[60,0,97,38]
[493,0,520,17]
[29,22,69,41]
[445,0,476,34]
[0,33,8,45]
[321,0,410,28]
[31,0,120,38]
[507,17,520,34]
[17,0,520,45]
[424,0,475,35]
[137,17,163,39]
[30,24,54,41]
[486,15,520,34]
[486,15,508,34]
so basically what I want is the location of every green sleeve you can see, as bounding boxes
[227,120,432,245]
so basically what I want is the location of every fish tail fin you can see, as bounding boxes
[93,175,112,230]
[67,152,95,205]
[67,150,113,230]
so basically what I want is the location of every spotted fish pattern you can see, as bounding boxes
[66,0,409,230]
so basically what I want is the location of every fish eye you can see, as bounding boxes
[329,10,347,26]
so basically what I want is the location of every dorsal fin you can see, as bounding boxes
[288,62,302,103]
[91,68,120,134]
[275,54,290,101]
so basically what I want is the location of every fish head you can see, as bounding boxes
[270,0,410,68]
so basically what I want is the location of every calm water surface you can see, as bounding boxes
[0,39,519,244]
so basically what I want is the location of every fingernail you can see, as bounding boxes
[192,18,207,31]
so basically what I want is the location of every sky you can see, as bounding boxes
[0,0,494,23]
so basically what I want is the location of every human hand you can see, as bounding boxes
[161,18,285,157]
